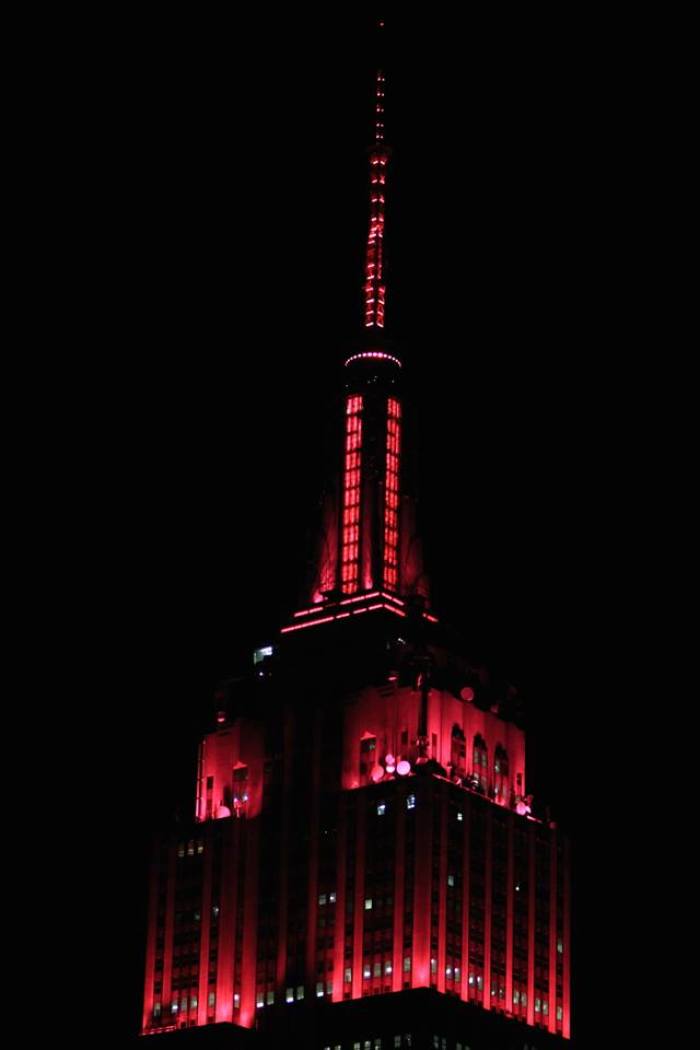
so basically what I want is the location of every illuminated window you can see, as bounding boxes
[457,811,463,822]
[431,958,437,974]
[557,938,564,954]
[234,993,240,1008]
[374,962,382,977]
[406,794,416,810]
[365,898,373,910]
[171,1003,179,1014]
[448,874,455,887]
[345,967,352,983]
[404,956,411,972]
[208,992,216,1007]
[385,962,392,975]
[364,964,372,979]
[494,745,508,801]
[153,1003,161,1017]
[377,802,386,816]
[253,645,273,665]
[450,724,466,771]
[205,777,214,820]
[257,993,265,1008]
[319,894,327,906]
[330,892,336,903]
[233,765,248,808]
[360,734,377,780]
[473,736,488,792]
[316,982,325,998]
[286,988,294,1003]
[296,986,304,1000]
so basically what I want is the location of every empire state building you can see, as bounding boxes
[140,20,572,1050]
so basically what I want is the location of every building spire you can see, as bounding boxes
[363,21,389,330]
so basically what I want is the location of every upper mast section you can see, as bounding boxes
[363,20,390,330]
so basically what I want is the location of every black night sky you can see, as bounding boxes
[89,12,650,1048]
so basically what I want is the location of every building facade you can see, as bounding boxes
[140,23,572,1050]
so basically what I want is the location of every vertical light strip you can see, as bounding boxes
[364,70,388,328]
[527,829,536,1026]
[562,838,572,1039]
[341,396,363,593]
[383,397,401,590]
[196,826,214,1027]
[548,833,558,1035]
[483,807,493,1010]
[392,796,406,992]
[332,803,349,1001]
[352,800,366,1000]
[505,814,515,1015]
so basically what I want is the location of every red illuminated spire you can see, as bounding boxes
[364,24,389,330]
[284,16,429,618]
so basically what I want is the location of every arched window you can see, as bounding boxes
[451,724,466,773]
[359,733,377,781]
[232,763,248,814]
[494,745,509,803]
[473,735,488,792]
